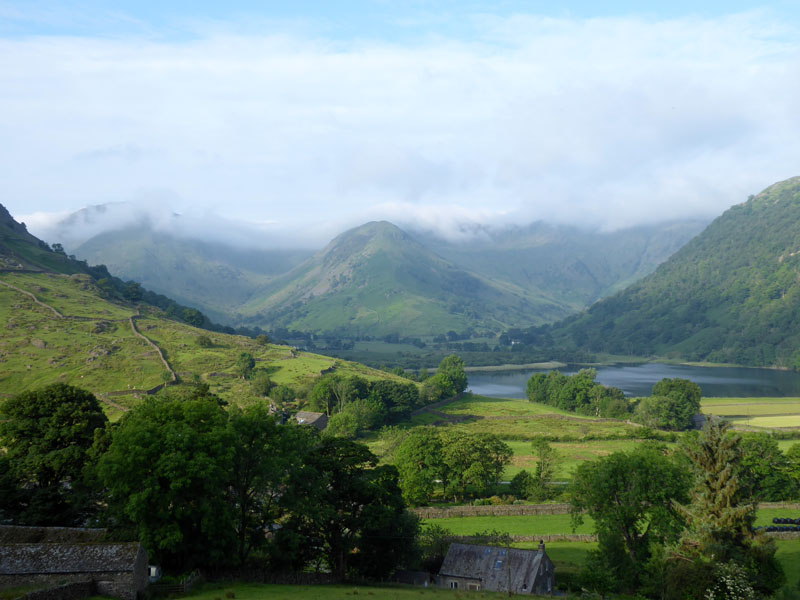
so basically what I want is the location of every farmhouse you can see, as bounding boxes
[0,542,149,600]
[295,410,329,429]
[438,542,555,594]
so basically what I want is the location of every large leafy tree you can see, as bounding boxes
[440,431,512,499]
[0,383,107,525]
[281,438,418,580]
[395,427,445,505]
[227,405,315,564]
[97,394,236,570]
[636,378,702,431]
[570,443,691,593]
[737,433,796,501]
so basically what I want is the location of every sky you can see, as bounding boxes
[2,1,800,247]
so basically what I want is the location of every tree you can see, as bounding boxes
[529,438,558,501]
[0,384,107,525]
[440,431,511,499]
[270,384,295,407]
[666,420,785,598]
[227,405,314,564]
[196,335,213,348]
[256,334,270,346]
[636,378,702,431]
[570,443,691,593]
[436,355,468,394]
[182,308,205,327]
[395,428,445,505]
[251,371,275,397]
[97,395,236,570]
[737,433,796,501]
[236,352,256,380]
[281,438,418,579]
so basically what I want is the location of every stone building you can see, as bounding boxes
[438,542,555,594]
[0,542,149,600]
[295,410,329,430]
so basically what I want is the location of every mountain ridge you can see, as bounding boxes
[543,176,800,367]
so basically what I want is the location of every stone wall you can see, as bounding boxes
[21,580,93,600]
[412,503,570,519]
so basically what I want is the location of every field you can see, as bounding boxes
[505,439,652,479]
[421,513,595,536]
[701,397,800,430]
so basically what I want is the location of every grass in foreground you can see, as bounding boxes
[184,584,511,599]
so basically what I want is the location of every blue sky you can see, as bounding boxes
[2,1,799,246]
[3,1,800,39]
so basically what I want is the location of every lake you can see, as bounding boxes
[467,363,800,399]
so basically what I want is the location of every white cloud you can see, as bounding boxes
[3,10,800,245]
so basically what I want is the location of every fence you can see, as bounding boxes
[146,571,202,597]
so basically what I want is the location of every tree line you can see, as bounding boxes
[307,355,469,438]
[527,369,703,431]
[0,383,418,578]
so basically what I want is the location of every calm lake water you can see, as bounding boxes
[467,363,800,399]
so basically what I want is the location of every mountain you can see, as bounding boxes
[236,221,565,337]
[419,220,706,312]
[0,205,86,274]
[73,226,311,323]
[57,201,704,337]
[546,177,800,367]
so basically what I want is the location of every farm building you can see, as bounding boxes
[295,410,328,429]
[0,542,149,600]
[438,542,555,594]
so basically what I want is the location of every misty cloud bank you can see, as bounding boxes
[4,10,800,244]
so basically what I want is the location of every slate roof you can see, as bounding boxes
[295,411,328,429]
[439,543,547,592]
[0,525,106,544]
[0,543,144,575]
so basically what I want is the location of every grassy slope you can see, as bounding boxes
[0,271,409,410]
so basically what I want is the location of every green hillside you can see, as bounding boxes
[237,221,566,337]
[0,270,406,414]
[549,176,800,367]
[74,226,310,323]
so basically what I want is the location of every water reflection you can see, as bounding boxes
[467,363,800,398]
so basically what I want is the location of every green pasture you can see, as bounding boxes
[2,272,133,319]
[440,394,577,417]
[422,514,595,536]
[445,414,644,441]
[505,438,656,479]
[735,415,800,428]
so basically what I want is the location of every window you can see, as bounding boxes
[450,581,458,589]
[494,560,503,569]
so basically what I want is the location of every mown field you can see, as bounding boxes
[701,397,800,429]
